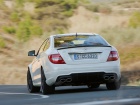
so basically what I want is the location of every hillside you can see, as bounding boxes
[0,0,140,85]
[69,0,140,70]
[0,0,81,84]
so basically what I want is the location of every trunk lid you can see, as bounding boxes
[57,46,112,65]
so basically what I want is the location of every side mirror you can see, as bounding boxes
[28,50,36,56]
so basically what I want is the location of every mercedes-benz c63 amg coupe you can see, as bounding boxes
[27,33,121,95]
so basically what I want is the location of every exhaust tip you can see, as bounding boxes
[60,79,66,83]
[110,76,115,80]
[67,78,72,82]
[104,76,109,80]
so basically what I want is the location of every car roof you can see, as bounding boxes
[51,33,99,37]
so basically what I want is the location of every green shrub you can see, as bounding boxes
[35,5,61,19]
[0,0,4,4]
[30,25,43,36]
[10,12,20,22]
[85,4,100,12]
[3,26,16,34]
[62,10,73,17]
[34,0,60,8]
[0,0,6,9]
[85,4,112,14]
[61,0,78,10]
[129,11,140,28]
[57,28,64,34]
[16,18,32,42]
[30,0,79,34]
[33,0,78,9]
[34,0,78,19]
[16,16,43,42]
[0,36,6,48]
[2,0,80,42]
[15,0,25,7]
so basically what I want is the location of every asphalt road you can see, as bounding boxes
[0,85,140,105]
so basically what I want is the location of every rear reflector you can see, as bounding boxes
[48,54,66,64]
[107,51,119,61]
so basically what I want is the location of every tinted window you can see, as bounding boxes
[54,35,108,48]
[43,39,50,51]
[38,38,49,54]
[38,42,46,54]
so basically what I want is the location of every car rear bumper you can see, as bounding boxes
[44,62,121,86]
[55,72,118,86]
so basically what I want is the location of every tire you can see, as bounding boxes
[88,83,100,89]
[41,67,55,95]
[106,79,121,90]
[27,69,40,93]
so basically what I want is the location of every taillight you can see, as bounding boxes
[48,54,66,64]
[107,51,119,61]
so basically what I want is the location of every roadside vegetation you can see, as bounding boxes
[0,0,140,85]
[68,0,140,85]
[0,0,79,42]
[0,36,6,48]
[69,0,140,69]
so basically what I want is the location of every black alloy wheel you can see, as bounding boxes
[41,67,55,95]
[106,78,121,90]
[27,69,40,93]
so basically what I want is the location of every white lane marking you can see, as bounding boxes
[62,98,140,105]
[0,92,49,100]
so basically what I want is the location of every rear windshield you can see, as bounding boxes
[54,35,109,48]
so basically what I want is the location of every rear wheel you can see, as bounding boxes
[27,69,40,93]
[88,83,100,89]
[41,68,55,95]
[106,79,121,90]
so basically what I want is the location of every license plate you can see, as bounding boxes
[74,53,98,60]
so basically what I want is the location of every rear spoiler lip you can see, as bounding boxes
[56,46,112,50]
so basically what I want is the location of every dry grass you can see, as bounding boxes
[69,6,129,33]
[69,6,140,66]
[119,46,140,67]
[121,70,140,86]
[0,66,26,85]
[68,6,140,85]
[0,52,27,84]
[0,37,45,84]
[0,4,140,85]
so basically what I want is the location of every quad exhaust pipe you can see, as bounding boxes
[104,76,110,80]
[60,78,72,83]
[60,79,66,83]
[104,75,115,81]
[110,76,115,80]
[66,78,72,82]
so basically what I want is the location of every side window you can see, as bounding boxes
[38,39,48,54]
[43,39,50,51]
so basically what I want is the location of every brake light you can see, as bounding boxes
[107,51,119,61]
[48,54,66,64]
